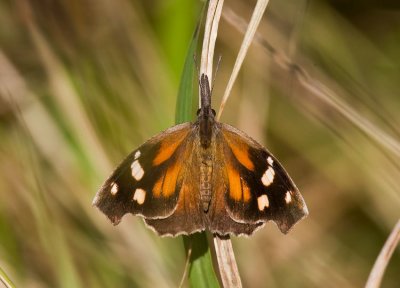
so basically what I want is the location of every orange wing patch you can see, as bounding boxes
[227,168,241,201]
[227,166,251,202]
[153,128,190,166]
[161,161,181,198]
[223,130,255,171]
[152,176,163,197]
[152,162,181,198]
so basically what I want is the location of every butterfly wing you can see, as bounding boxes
[93,122,200,228]
[144,133,206,236]
[143,178,206,236]
[206,143,264,236]
[217,123,308,234]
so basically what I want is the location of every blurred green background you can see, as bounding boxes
[0,0,399,287]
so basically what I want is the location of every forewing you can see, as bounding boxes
[219,123,308,233]
[93,123,193,225]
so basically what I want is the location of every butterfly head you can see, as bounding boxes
[197,74,216,148]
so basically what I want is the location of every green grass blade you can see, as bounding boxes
[175,24,199,124]
[175,5,220,288]
[183,234,220,288]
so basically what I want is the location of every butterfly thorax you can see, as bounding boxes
[198,107,215,148]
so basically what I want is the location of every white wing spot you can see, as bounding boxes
[267,156,274,166]
[133,188,146,205]
[257,195,269,211]
[134,150,141,160]
[110,182,118,195]
[131,160,144,181]
[261,167,275,186]
[285,191,292,204]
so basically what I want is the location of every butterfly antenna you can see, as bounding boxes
[211,55,222,95]
[193,54,201,85]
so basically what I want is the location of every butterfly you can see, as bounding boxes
[93,74,308,236]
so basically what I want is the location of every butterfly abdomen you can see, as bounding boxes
[200,149,213,212]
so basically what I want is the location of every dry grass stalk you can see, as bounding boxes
[365,220,400,288]
[201,0,272,287]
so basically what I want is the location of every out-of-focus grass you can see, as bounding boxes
[0,0,399,287]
